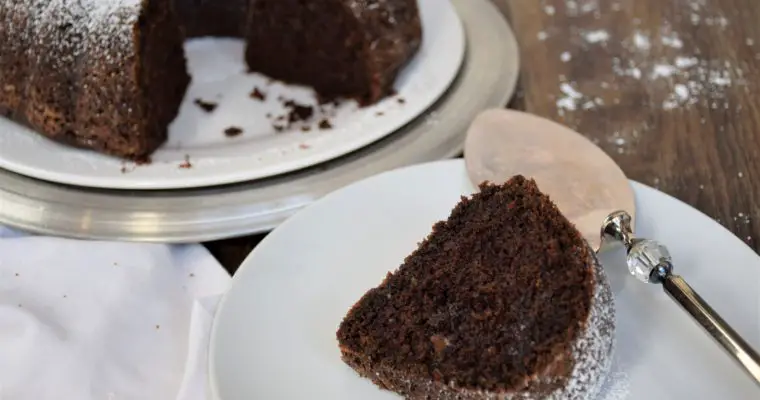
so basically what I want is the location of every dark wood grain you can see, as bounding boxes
[505,0,760,247]
[206,0,760,272]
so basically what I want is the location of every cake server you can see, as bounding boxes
[601,210,760,387]
[464,108,760,388]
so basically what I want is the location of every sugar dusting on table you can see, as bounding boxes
[541,0,753,157]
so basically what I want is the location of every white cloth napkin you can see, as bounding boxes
[0,226,231,400]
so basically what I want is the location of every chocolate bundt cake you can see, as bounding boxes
[337,176,615,399]
[0,0,422,159]
[0,0,190,159]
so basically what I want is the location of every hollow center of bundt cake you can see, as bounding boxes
[337,176,594,393]
[244,0,371,104]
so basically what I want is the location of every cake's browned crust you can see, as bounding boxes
[336,176,598,399]
[244,0,422,106]
[0,0,190,159]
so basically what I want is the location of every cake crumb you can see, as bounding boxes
[397,97,406,104]
[194,98,218,113]
[299,143,311,149]
[155,325,160,330]
[224,126,243,137]
[284,100,314,123]
[318,119,333,130]
[376,111,384,116]
[301,126,312,132]
[15,272,19,277]
[250,87,267,101]
[179,155,192,169]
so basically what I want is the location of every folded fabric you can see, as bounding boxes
[0,227,231,400]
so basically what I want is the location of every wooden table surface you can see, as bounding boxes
[206,0,760,273]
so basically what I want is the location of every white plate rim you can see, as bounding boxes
[207,159,760,399]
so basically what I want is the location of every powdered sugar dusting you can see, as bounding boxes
[7,0,142,71]
[597,370,631,400]
[632,31,651,51]
[550,250,616,400]
[546,0,749,154]
[556,82,584,113]
[660,31,683,49]
[583,30,610,44]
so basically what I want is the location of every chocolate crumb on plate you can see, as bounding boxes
[318,119,333,130]
[250,87,267,101]
[376,111,384,116]
[397,97,406,104]
[301,126,312,132]
[179,155,192,169]
[194,98,218,113]
[224,126,244,137]
[284,100,314,123]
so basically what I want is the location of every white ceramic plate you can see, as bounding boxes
[209,160,760,399]
[0,0,465,190]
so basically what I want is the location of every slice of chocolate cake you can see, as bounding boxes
[336,176,615,399]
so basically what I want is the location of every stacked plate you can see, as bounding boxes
[0,0,519,242]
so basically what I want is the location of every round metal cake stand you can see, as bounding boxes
[0,0,519,243]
